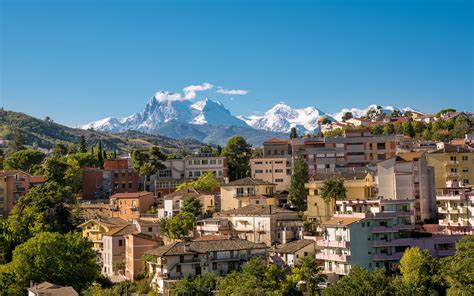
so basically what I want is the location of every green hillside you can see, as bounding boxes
[0,109,207,153]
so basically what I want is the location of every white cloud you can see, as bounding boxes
[153,82,214,101]
[216,87,248,95]
[183,82,214,99]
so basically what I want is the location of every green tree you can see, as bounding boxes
[322,266,391,296]
[5,232,99,293]
[7,129,26,153]
[403,121,415,137]
[132,146,166,190]
[176,171,220,192]
[216,145,222,156]
[173,273,218,296]
[383,123,395,135]
[1,182,75,260]
[68,152,100,168]
[0,149,3,170]
[341,112,353,122]
[222,136,251,180]
[52,143,68,157]
[392,247,443,295]
[97,141,104,168]
[391,109,402,117]
[371,125,384,135]
[290,127,298,139]
[180,196,204,219]
[442,235,474,295]
[79,135,88,153]
[3,149,45,172]
[159,212,194,240]
[289,158,308,212]
[320,177,347,216]
[296,254,326,295]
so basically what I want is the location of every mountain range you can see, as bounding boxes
[82,93,419,145]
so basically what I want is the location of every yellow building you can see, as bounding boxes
[220,177,277,211]
[426,144,474,188]
[78,217,129,251]
[305,172,375,222]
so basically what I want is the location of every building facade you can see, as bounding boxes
[250,157,292,192]
[220,177,277,211]
[110,192,154,220]
[427,144,474,188]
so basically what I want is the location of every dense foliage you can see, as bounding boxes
[289,158,309,212]
[176,171,220,192]
[222,136,251,181]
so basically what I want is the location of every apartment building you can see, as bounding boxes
[220,177,277,211]
[437,181,473,235]
[427,144,474,188]
[271,239,316,267]
[195,218,232,237]
[163,188,217,218]
[305,172,376,222]
[149,154,227,198]
[316,199,459,282]
[104,159,141,195]
[109,192,154,220]
[144,238,268,294]
[262,138,292,158]
[0,170,45,216]
[125,232,162,280]
[79,217,129,251]
[82,168,111,200]
[377,152,437,222]
[250,157,292,192]
[291,129,399,175]
[216,205,302,246]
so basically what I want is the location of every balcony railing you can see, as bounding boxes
[316,253,350,262]
[372,252,404,261]
[371,238,414,247]
[371,224,415,233]
[445,160,459,165]
[316,240,349,248]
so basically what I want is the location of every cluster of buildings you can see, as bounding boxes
[2,127,474,293]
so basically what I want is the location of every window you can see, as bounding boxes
[122,170,126,177]
[377,143,386,149]
[378,154,386,160]
[202,159,208,165]
[194,171,201,177]
[450,156,457,161]
[193,160,200,165]
[188,171,193,178]
[255,161,263,165]
[275,179,284,182]
[177,265,181,273]
[121,183,126,189]
[118,239,123,247]
[463,179,470,184]
[451,168,458,173]
[210,159,217,165]
[462,156,468,161]
[148,227,153,232]
[275,161,283,164]
[463,168,469,173]
[275,169,283,173]
[212,262,217,270]
[255,170,263,174]
[128,182,133,189]
[218,159,222,164]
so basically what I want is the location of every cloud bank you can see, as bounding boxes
[216,87,248,95]
[153,83,248,102]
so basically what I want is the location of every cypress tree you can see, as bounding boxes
[79,135,87,153]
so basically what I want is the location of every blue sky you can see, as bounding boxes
[1,0,472,126]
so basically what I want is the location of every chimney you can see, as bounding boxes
[183,242,191,252]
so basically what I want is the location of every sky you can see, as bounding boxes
[1,0,473,126]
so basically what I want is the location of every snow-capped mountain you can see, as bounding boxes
[82,91,420,143]
[82,93,247,132]
[239,103,334,134]
[330,104,418,121]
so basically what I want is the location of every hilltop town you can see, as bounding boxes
[0,108,473,295]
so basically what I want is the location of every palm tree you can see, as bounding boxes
[320,177,347,218]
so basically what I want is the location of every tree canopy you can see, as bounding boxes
[222,136,251,181]
[176,171,220,192]
[289,158,308,212]
[3,149,45,173]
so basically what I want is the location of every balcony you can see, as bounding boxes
[316,253,350,263]
[316,240,349,248]
[129,206,138,211]
[371,224,415,233]
[233,192,254,198]
[439,219,470,227]
[371,238,414,247]
[445,160,459,165]
[437,249,455,257]
[447,173,461,178]
[372,252,404,261]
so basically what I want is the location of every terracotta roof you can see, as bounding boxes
[430,143,470,154]
[111,192,153,199]
[272,239,314,254]
[27,282,78,296]
[310,172,370,181]
[322,217,363,227]
[164,188,208,199]
[145,239,267,257]
[29,175,46,183]
[396,152,424,162]
[104,224,136,236]
[0,170,30,177]
[264,138,290,144]
[218,204,297,216]
[193,235,230,241]
[129,232,161,241]
[78,217,129,228]
[221,177,276,187]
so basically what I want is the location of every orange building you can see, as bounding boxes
[125,232,161,280]
[104,159,140,195]
[110,192,154,220]
[0,170,46,217]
